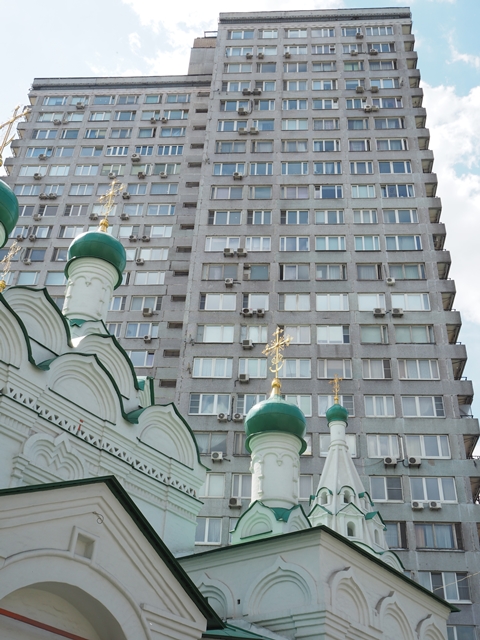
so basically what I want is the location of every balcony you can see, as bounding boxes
[404,36,415,52]
[429,203,442,223]
[464,434,479,458]
[406,55,418,69]
[441,287,456,311]
[452,357,467,380]
[412,92,423,108]
[415,113,427,129]
[436,254,451,280]
[447,321,463,345]
[421,153,434,173]
[408,70,421,88]
[425,181,438,197]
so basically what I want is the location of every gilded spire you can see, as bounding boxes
[328,373,343,405]
[0,105,31,167]
[97,179,125,232]
[262,327,292,396]
[0,241,21,292]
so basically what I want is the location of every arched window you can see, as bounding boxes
[321,492,328,505]
[374,529,380,544]
[347,522,355,537]
[344,490,351,503]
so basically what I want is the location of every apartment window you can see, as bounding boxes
[375,117,405,130]
[166,93,190,103]
[208,210,241,225]
[354,235,380,251]
[17,272,39,285]
[372,97,402,110]
[279,359,311,378]
[360,325,388,344]
[367,435,399,458]
[24,248,46,262]
[247,210,271,225]
[122,203,143,217]
[163,109,188,120]
[312,45,336,55]
[236,394,267,416]
[211,186,243,200]
[249,186,272,199]
[52,248,68,262]
[152,162,180,176]
[126,350,154,367]
[363,359,391,379]
[240,325,268,343]
[32,130,56,140]
[385,523,407,549]
[281,395,311,418]
[13,185,41,196]
[447,627,476,640]
[370,42,395,53]
[280,186,308,199]
[282,325,311,344]
[418,573,469,603]
[313,139,340,152]
[316,264,346,280]
[34,226,52,239]
[279,293,311,311]
[216,141,246,154]
[346,98,366,110]
[284,62,308,73]
[249,162,273,176]
[231,475,252,500]
[195,517,221,545]
[199,473,225,499]
[286,28,307,38]
[59,226,83,239]
[344,61,364,71]
[399,359,439,380]
[258,63,277,74]
[415,523,462,550]
[138,248,168,261]
[377,138,408,151]
[315,185,343,199]
[312,99,339,110]
[280,236,309,252]
[312,79,337,91]
[318,395,354,417]
[411,477,456,504]
[158,144,183,155]
[313,161,342,176]
[315,210,344,224]
[320,434,357,457]
[392,293,430,311]
[386,235,422,250]
[350,161,373,175]
[130,296,162,311]
[19,166,47,177]
[26,147,53,158]
[314,120,340,134]
[280,264,309,281]
[352,185,376,199]
[281,119,308,132]
[205,237,240,252]
[357,264,382,280]
[281,162,308,176]
[389,263,425,280]
[282,139,308,153]
[160,127,185,137]
[365,395,395,417]
[406,435,450,459]
[379,161,412,175]
[371,477,403,502]
[282,99,307,111]
[134,271,165,286]
[125,323,159,339]
[224,63,252,74]
[358,294,386,311]
[370,60,397,70]
[93,96,115,105]
[53,145,72,156]
[384,208,418,223]
[43,96,67,106]
[318,358,352,379]
[200,293,236,311]
[402,396,445,417]
[195,432,227,455]
[255,81,276,92]
[239,358,267,378]
[189,393,230,415]
[255,99,275,110]
[217,120,243,132]
[196,325,234,343]
[315,236,345,251]
[317,325,349,344]
[313,61,337,72]
[396,325,434,344]
[316,293,349,311]
[228,29,254,40]
[147,204,175,216]
[353,209,376,224]
[109,296,126,312]
[193,358,233,378]
[349,139,370,152]
[18,205,34,217]
[347,119,368,132]
[243,293,269,310]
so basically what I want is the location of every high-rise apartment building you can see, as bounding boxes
[2,6,479,636]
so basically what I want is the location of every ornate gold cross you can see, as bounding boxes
[97,179,125,232]
[262,327,292,394]
[0,105,31,167]
[0,241,21,292]
[329,374,343,404]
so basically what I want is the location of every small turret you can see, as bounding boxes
[0,180,18,250]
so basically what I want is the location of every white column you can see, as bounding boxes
[249,431,302,508]
[62,258,118,323]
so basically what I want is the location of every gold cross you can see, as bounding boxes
[0,105,31,167]
[0,241,21,292]
[263,327,292,394]
[97,179,125,232]
[329,374,343,405]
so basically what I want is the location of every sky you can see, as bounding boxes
[1,0,480,414]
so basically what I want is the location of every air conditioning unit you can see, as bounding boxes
[39,193,48,199]
[236,248,247,257]
[75,103,86,110]
[408,456,421,467]
[371,85,379,93]
[229,497,242,508]
[257,52,264,59]
[28,234,36,241]
[242,89,252,96]
[250,127,259,134]
[233,172,243,179]
[161,117,168,123]
[238,108,248,116]
[223,248,234,257]
[252,88,262,96]
[383,456,397,466]
[225,278,234,287]
[33,172,42,180]
[350,50,358,56]
[211,450,224,460]
[141,235,150,242]
[136,258,145,265]
[370,49,379,55]
[120,213,130,220]
[429,501,442,510]
[373,307,386,317]
[246,52,253,59]
[38,154,47,160]
[137,172,146,179]
[142,307,153,317]
[23,258,31,265]
[89,213,98,220]
[238,128,248,135]
[131,154,141,162]
[242,339,253,350]
[47,193,57,199]
[232,413,244,423]
[122,192,131,199]
[364,105,372,112]
[256,308,265,317]
[356,86,365,94]
[16,234,24,241]
[216,413,228,423]
[392,308,404,317]
[53,119,62,125]
[129,234,138,241]
[371,105,379,112]
[242,308,253,317]
[108,172,117,179]
[238,373,250,383]
[160,172,168,178]
[356,32,364,39]
[143,335,152,343]
[284,51,291,58]
[386,277,395,286]
[150,117,157,124]
[411,501,424,510]
[33,213,42,221]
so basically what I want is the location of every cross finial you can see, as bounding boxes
[0,105,31,167]
[0,241,21,292]
[97,179,125,232]
[262,327,292,395]
[329,374,343,405]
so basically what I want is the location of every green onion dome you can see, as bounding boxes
[0,179,19,248]
[245,393,307,453]
[64,231,126,289]
[326,403,349,425]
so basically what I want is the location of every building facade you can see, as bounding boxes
[2,7,479,637]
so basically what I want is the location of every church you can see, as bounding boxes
[0,177,454,639]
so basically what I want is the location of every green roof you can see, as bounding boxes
[65,230,126,289]
[245,394,306,453]
[0,179,19,247]
[326,403,349,425]
[204,623,271,640]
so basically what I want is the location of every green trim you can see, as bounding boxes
[69,318,87,327]
[0,179,19,246]
[337,485,356,495]
[271,504,308,523]
[180,525,458,613]
[315,486,333,497]
[232,501,311,540]
[359,491,375,507]
[0,476,224,629]
[336,502,364,517]
[203,623,270,640]
[307,504,333,517]
[65,231,126,289]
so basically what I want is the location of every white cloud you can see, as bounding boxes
[129,32,141,54]
[449,42,480,70]
[423,83,480,322]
